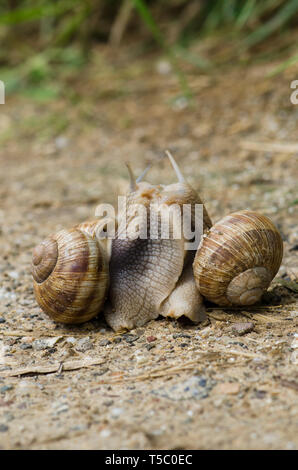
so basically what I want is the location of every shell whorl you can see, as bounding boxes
[32,237,58,283]
[193,210,283,306]
[32,225,109,324]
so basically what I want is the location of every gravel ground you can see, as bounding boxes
[0,49,297,449]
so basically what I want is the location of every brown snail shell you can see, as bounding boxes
[193,210,283,306]
[32,221,109,324]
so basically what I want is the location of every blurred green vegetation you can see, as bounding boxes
[1,0,298,100]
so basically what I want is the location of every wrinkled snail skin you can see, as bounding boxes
[104,154,211,332]
[32,219,109,324]
[193,210,283,306]
[159,261,207,323]
[104,181,186,331]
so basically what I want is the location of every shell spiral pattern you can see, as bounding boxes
[193,210,283,306]
[32,227,109,323]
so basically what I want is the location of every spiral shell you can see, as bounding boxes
[193,210,283,306]
[32,224,109,324]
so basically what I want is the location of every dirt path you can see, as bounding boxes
[0,50,297,449]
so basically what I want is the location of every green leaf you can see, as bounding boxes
[267,53,298,77]
[244,0,298,48]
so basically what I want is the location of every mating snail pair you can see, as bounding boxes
[31,152,283,331]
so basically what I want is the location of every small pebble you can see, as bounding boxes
[65,337,77,345]
[103,400,114,407]
[52,401,69,414]
[200,326,213,338]
[156,60,172,75]
[123,334,139,344]
[0,424,9,432]
[3,412,14,422]
[145,343,155,351]
[100,429,111,438]
[111,407,124,417]
[70,424,88,432]
[230,341,248,350]
[55,136,68,150]
[172,95,189,110]
[146,336,157,343]
[0,318,6,323]
[93,368,108,377]
[173,333,191,339]
[135,354,146,364]
[19,343,32,350]
[32,339,48,351]
[232,322,254,336]
[8,271,19,280]
[0,385,13,393]
[254,390,267,399]
[75,337,93,352]
[99,339,111,347]
[213,382,240,395]
[198,378,207,387]
[152,376,214,401]
[32,337,61,350]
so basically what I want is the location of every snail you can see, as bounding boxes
[193,210,283,306]
[31,153,283,330]
[32,153,210,328]
[31,217,110,324]
[104,151,212,331]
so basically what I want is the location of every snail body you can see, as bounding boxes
[104,153,211,331]
[32,219,109,324]
[193,210,283,306]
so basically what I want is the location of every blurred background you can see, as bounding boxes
[0,0,297,222]
[0,0,297,245]
[1,0,298,101]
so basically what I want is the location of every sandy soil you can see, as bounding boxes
[0,48,297,449]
